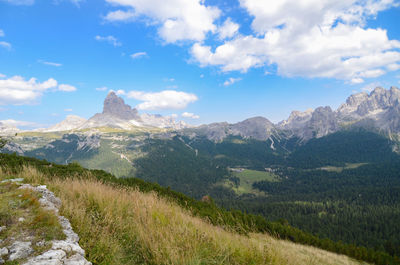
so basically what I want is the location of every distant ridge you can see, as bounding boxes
[2,86,399,141]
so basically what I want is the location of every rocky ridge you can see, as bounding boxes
[1,86,399,143]
[45,115,87,133]
[0,178,91,265]
[78,91,186,130]
[0,122,20,136]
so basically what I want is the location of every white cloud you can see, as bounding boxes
[95,35,122,47]
[130,52,147,59]
[351,77,364,84]
[104,10,136,22]
[58,84,77,92]
[223,77,242,86]
[0,73,5,78]
[387,63,400,71]
[217,18,239,40]
[0,0,34,5]
[181,112,199,119]
[0,29,4,37]
[39,60,62,67]
[125,90,198,110]
[358,69,386,78]
[0,75,77,105]
[0,76,57,105]
[64,108,73,112]
[170,113,178,118]
[0,41,12,50]
[96,86,108,91]
[115,89,126,95]
[0,119,39,128]
[361,82,381,93]
[104,0,220,43]
[190,0,400,82]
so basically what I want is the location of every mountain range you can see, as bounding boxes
[2,86,400,262]
[4,86,398,144]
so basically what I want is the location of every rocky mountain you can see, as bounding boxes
[0,122,20,135]
[45,115,87,132]
[102,91,140,120]
[278,86,400,141]
[78,91,186,130]
[184,116,279,142]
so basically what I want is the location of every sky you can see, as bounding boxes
[0,0,400,129]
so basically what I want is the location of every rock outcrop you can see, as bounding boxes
[12,181,92,265]
[102,91,140,120]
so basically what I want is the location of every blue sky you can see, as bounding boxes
[0,0,400,129]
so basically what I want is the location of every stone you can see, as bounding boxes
[36,241,45,247]
[0,226,6,233]
[64,253,92,265]
[23,249,66,265]
[18,184,91,265]
[51,241,85,256]
[8,241,33,261]
[0,247,8,256]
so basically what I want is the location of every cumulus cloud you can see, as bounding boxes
[223,77,242,86]
[0,75,76,105]
[0,41,12,50]
[0,29,4,37]
[217,18,239,40]
[95,35,122,47]
[104,0,220,43]
[125,90,198,110]
[0,74,5,78]
[130,52,147,59]
[58,84,77,92]
[181,112,199,119]
[190,0,400,82]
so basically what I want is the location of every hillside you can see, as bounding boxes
[1,153,399,264]
[0,159,363,265]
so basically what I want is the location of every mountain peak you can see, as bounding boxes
[45,115,87,132]
[103,91,139,120]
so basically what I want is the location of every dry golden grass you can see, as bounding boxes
[19,167,365,265]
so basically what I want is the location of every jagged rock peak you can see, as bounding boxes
[287,108,313,122]
[103,91,139,120]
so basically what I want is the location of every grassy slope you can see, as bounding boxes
[2,153,396,264]
[16,167,362,265]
